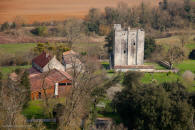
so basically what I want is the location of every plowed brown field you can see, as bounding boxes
[0,0,161,24]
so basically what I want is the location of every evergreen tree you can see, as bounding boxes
[113,72,194,130]
[20,71,31,107]
[163,0,168,10]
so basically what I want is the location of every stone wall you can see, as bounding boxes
[113,24,145,67]
[43,56,65,72]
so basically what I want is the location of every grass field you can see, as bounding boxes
[22,100,46,119]
[142,60,195,91]
[141,72,180,84]
[175,60,195,73]
[0,65,31,78]
[22,98,65,119]
[0,43,35,55]
[156,35,195,50]
[144,62,167,70]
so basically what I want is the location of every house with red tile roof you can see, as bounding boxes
[32,52,65,72]
[30,69,72,100]
[29,52,72,100]
[62,50,82,71]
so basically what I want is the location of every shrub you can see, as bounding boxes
[182,70,195,86]
[189,49,195,60]
[0,22,10,31]
[31,26,48,36]
[144,37,156,59]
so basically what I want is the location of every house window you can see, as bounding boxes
[38,92,41,99]
[59,83,66,86]
[67,83,72,85]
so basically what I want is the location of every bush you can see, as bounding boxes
[31,26,48,36]
[144,37,156,59]
[182,70,195,86]
[189,49,195,60]
[0,22,10,31]
[113,73,194,130]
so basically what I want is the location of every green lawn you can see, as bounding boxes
[141,73,180,84]
[22,100,46,119]
[0,43,36,55]
[144,62,167,70]
[174,60,195,73]
[0,65,31,78]
[22,98,65,119]
[155,35,195,52]
[186,43,195,51]
[141,60,195,91]
[22,99,59,129]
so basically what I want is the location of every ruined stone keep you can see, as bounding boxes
[113,24,145,67]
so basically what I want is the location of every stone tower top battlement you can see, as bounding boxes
[112,24,145,67]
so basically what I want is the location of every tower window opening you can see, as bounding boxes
[124,50,126,54]
[133,42,135,45]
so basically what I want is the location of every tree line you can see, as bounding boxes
[85,0,194,35]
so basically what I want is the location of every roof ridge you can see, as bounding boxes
[58,70,72,80]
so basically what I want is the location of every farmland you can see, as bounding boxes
[0,0,161,24]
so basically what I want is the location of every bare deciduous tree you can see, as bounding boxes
[62,19,83,48]
[57,54,108,129]
[0,72,31,130]
[165,45,185,69]
[179,31,189,47]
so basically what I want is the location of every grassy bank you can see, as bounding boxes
[0,43,36,55]
[0,65,31,78]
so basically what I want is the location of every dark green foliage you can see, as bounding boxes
[15,68,22,75]
[11,22,16,29]
[183,0,193,21]
[84,8,102,34]
[105,30,114,54]
[33,43,70,61]
[189,49,195,60]
[162,0,168,10]
[80,52,87,56]
[112,72,194,130]
[53,103,65,126]
[0,22,10,31]
[31,26,48,36]
[20,71,31,107]
[144,37,156,59]
[122,71,143,89]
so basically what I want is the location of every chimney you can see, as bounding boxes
[55,83,58,96]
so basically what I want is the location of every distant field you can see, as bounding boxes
[156,35,195,50]
[0,43,35,55]
[0,0,161,24]
[0,65,31,78]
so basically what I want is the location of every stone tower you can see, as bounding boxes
[113,24,145,67]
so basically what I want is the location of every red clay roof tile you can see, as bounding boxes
[29,69,72,92]
[32,52,52,68]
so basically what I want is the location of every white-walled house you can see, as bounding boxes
[62,50,82,71]
[32,52,65,72]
